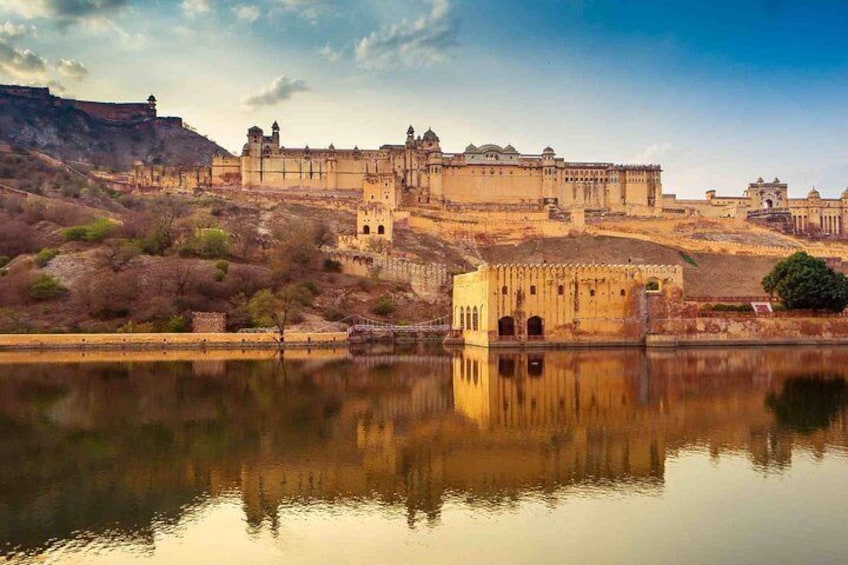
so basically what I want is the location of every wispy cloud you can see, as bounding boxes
[320,43,340,62]
[181,0,212,18]
[0,20,35,39]
[241,75,309,107]
[56,58,88,80]
[0,0,132,24]
[355,0,458,69]
[233,4,261,23]
[0,38,47,79]
[628,142,675,164]
[271,0,331,22]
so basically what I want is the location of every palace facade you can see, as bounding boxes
[211,123,663,216]
[664,177,848,237]
[452,263,684,348]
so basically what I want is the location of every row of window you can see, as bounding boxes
[500,285,630,297]
[457,306,480,330]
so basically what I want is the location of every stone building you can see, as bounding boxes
[664,177,848,236]
[452,263,684,347]
[214,122,663,217]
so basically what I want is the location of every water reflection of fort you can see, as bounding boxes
[2,348,848,556]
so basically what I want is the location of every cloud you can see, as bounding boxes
[56,58,88,80]
[173,25,195,38]
[0,0,132,23]
[354,0,458,69]
[233,4,261,23]
[320,43,340,62]
[628,142,675,164]
[272,0,331,22]
[181,0,212,18]
[0,20,35,39]
[0,38,47,78]
[241,75,308,107]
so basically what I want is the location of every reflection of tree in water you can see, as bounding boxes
[766,375,848,434]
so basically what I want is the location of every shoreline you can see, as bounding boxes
[0,332,348,351]
[4,331,848,352]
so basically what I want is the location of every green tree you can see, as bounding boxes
[247,284,313,340]
[762,252,848,312]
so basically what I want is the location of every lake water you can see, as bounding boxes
[2,346,848,564]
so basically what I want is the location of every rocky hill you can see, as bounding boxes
[0,85,229,171]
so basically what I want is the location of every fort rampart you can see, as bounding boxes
[327,250,450,299]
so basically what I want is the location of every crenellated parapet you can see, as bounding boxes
[453,262,684,347]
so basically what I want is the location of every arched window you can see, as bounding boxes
[466,308,472,330]
[646,278,660,292]
[459,307,465,329]
[472,306,479,330]
[377,225,385,235]
[530,285,536,295]
[362,225,370,235]
[498,316,515,337]
[620,289,626,297]
[527,316,543,337]
[502,285,508,295]
[558,285,564,296]
[589,289,596,297]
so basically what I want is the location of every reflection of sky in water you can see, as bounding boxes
[2,348,848,563]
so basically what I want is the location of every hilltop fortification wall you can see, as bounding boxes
[327,250,450,300]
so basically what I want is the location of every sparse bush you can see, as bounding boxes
[164,315,189,333]
[0,256,9,268]
[28,274,68,301]
[298,280,320,297]
[182,228,230,259]
[371,295,394,316]
[213,269,226,282]
[214,260,229,274]
[97,240,141,272]
[62,218,115,243]
[323,307,346,322]
[703,303,754,312]
[34,248,59,268]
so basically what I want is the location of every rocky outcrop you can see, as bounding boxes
[0,85,229,170]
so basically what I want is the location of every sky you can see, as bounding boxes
[0,0,846,198]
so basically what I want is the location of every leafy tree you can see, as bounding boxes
[247,284,313,339]
[762,252,848,312]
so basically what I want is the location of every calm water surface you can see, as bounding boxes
[2,346,848,564]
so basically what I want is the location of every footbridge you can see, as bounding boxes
[346,315,452,339]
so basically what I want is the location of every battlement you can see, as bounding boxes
[480,263,682,277]
[0,83,157,124]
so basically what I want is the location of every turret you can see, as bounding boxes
[541,147,556,201]
[271,120,280,148]
[147,94,157,117]
[406,125,415,148]
[421,127,440,151]
[247,125,263,157]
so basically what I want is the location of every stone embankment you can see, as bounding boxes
[0,332,348,351]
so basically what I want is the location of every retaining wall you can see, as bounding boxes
[0,332,348,351]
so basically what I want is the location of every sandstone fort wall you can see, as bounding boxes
[327,250,450,300]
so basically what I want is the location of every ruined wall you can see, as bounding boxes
[648,313,848,346]
[62,100,155,123]
[211,155,242,186]
[192,312,226,333]
[133,164,211,191]
[327,250,450,300]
